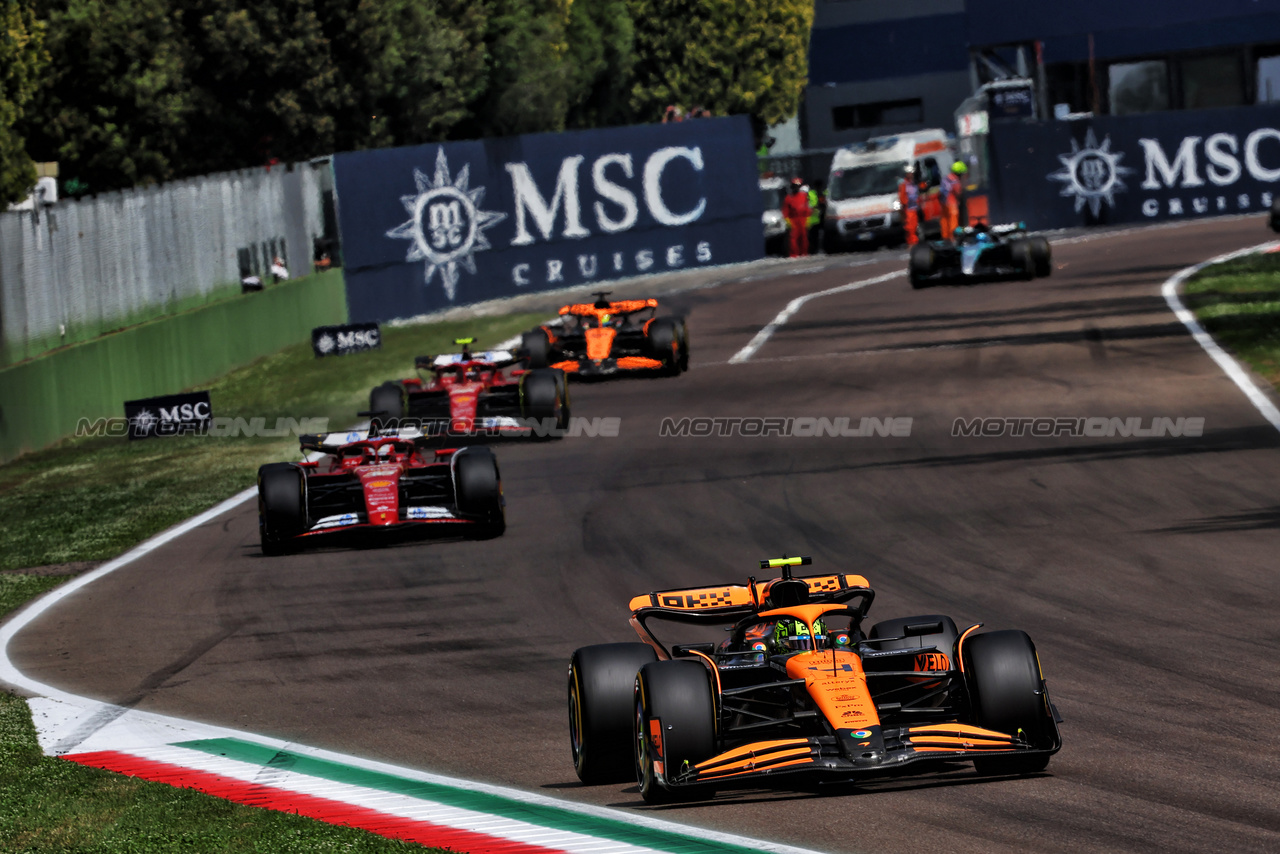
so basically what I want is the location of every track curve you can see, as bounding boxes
[11,217,1280,853]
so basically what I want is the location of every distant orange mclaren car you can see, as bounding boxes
[567,556,1062,802]
[522,292,688,378]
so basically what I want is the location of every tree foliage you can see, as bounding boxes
[25,0,190,194]
[0,0,48,205]
[13,0,813,195]
[627,0,812,127]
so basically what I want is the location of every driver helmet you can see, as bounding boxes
[378,443,394,460]
[772,617,827,653]
[600,313,612,325]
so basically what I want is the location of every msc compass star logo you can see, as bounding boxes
[130,408,157,435]
[387,148,507,301]
[1047,129,1134,217]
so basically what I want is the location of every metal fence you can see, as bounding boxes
[0,160,334,366]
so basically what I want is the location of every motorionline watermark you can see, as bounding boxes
[659,416,913,438]
[367,416,620,438]
[952,416,1205,438]
[76,415,622,439]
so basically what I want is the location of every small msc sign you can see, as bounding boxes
[123,391,213,440]
[312,322,382,357]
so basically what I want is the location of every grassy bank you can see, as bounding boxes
[0,311,549,852]
[1182,249,1280,386]
[0,311,543,571]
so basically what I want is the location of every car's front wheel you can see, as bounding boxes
[634,660,716,804]
[453,448,504,537]
[963,630,1054,775]
[258,463,306,555]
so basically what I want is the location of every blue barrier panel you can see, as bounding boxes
[987,105,1280,232]
[332,117,762,323]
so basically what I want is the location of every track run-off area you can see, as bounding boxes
[5,216,1280,853]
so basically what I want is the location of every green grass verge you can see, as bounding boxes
[0,311,544,571]
[0,311,550,852]
[1183,250,1280,386]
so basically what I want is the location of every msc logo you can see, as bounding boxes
[427,199,467,251]
[388,148,507,302]
[1048,129,1133,217]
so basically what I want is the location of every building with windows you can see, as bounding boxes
[803,0,972,150]
[966,0,1280,116]
[803,0,1280,149]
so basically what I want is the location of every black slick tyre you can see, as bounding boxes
[1010,239,1035,280]
[1029,237,1051,277]
[909,244,935,289]
[522,329,551,369]
[520,368,567,434]
[258,463,306,555]
[368,383,404,432]
[634,660,716,804]
[963,630,1053,775]
[647,318,681,375]
[568,644,658,784]
[674,318,690,372]
[453,447,504,537]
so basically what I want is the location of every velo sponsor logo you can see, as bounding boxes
[312,323,381,357]
[123,392,213,440]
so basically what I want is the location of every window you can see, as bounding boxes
[1181,54,1243,109]
[1257,55,1280,104]
[832,98,923,131]
[1108,60,1169,115]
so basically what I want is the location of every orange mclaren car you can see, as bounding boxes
[567,556,1062,802]
[522,292,688,378]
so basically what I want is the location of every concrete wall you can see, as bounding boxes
[0,270,347,464]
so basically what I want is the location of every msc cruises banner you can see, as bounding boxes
[332,116,762,322]
[987,104,1280,231]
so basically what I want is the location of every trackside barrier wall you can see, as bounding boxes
[333,116,763,324]
[0,162,331,366]
[985,103,1280,231]
[0,270,347,464]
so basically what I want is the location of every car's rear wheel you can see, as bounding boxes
[1010,240,1036,280]
[368,383,404,432]
[568,644,658,784]
[453,448,504,537]
[521,368,568,434]
[635,660,716,804]
[522,328,552,369]
[258,463,306,555]
[909,244,935,289]
[1029,237,1052,277]
[647,319,682,375]
[963,630,1053,775]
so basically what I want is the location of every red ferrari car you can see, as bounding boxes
[522,293,688,378]
[256,429,504,554]
[368,338,568,438]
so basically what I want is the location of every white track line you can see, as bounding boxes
[1162,240,1280,433]
[728,270,905,363]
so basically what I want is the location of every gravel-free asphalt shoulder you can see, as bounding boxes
[10,216,1280,853]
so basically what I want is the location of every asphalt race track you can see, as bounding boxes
[11,217,1280,853]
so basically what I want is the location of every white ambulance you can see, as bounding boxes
[824,129,954,251]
